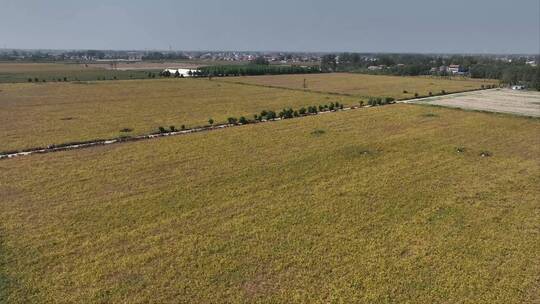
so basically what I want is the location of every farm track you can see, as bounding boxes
[0,88,500,160]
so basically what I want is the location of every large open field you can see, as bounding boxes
[0,79,357,152]
[223,73,498,99]
[1,104,539,303]
[0,62,158,83]
[0,74,499,152]
[0,61,288,83]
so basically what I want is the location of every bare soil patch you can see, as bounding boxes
[411,89,540,117]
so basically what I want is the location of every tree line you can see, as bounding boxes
[198,64,321,77]
[155,99,401,134]
[321,53,539,90]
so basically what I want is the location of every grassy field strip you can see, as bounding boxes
[223,73,499,99]
[218,77,495,101]
[0,106,365,159]
[0,62,161,83]
[214,78,357,97]
[0,88,512,160]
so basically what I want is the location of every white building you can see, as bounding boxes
[163,68,199,77]
[448,65,464,74]
[368,65,385,71]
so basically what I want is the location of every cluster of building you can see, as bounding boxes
[511,85,527,90]
[430,64,466,75]
[367,64,467,75]
[0,49,323,64]
[367,64,406,71]
[194,51,321,63]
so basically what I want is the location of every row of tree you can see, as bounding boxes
[367,97,396,106]
[198,64,321,77]
[155,99,404,134]
[158,65,321,78]
[142,52,189,61]
[469,64,539,89]
[226,102,346,125]
[321,53,539,89]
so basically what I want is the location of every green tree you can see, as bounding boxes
[266,111,277,120]
[321,54,337,71]
[329,103,335,111]
[251,56,270,65]
[384,97,395,104]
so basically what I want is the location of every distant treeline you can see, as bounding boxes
[469,64,539,87]
[141,52,189,61]
[322,53,540,89]
[198,64,321,77]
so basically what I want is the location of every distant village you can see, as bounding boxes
[0,49,537,85]
[0,49,537,70]
[0,49,323,64]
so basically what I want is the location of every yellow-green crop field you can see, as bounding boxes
[223,73,499,99]
[1,104,539,303]
[0,63,97,73]
[0,62,156,83]
[0,79,357,152]
[0,74,496,152]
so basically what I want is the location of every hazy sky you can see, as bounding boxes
[1,0,539,54]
